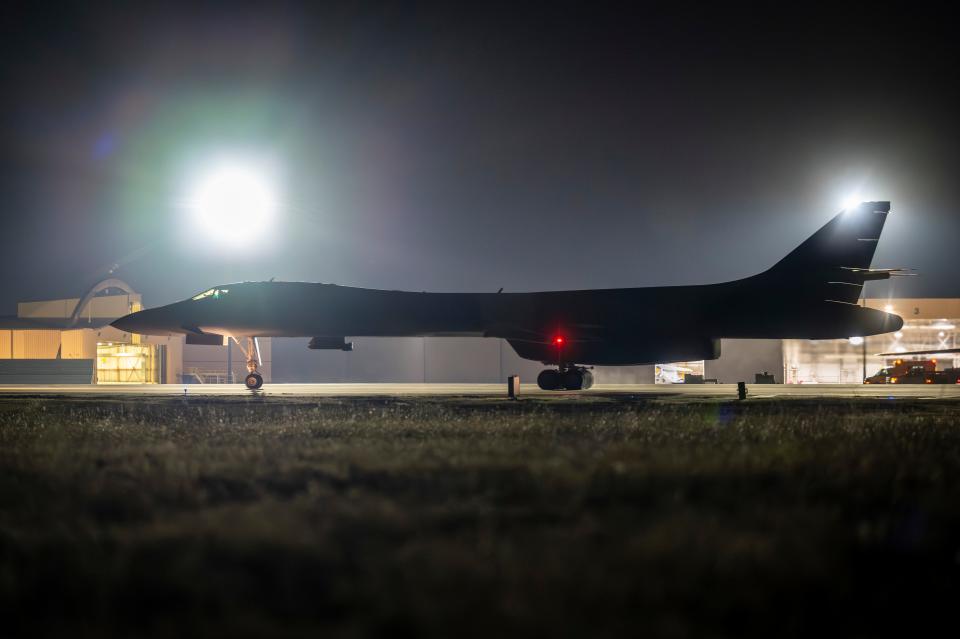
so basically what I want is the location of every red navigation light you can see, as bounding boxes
[554,336,564,346]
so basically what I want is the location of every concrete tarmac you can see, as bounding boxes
[1,382,959,399]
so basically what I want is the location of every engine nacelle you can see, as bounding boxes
[308,336,354,351]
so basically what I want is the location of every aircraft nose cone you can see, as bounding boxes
[111,309,155,334]
[110,313,138,333]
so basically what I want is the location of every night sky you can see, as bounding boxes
[1,2,957,312]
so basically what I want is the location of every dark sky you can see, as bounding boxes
[1,1,958,313]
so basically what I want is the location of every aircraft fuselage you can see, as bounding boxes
[111,201,904,368]
[111,277,901,366]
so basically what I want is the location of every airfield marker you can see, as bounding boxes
[508,375,520,399]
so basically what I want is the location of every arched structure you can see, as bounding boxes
[68,278,138,328]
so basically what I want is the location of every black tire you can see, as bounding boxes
[581,370,594,390]
[537,369,561,390]
[562,369,584,390]
[244,372,263,390]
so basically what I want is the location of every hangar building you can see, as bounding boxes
[0,279,270,384]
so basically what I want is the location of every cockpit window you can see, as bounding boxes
[191,288,229,301]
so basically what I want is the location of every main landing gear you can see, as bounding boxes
[537,365,594,391]
[234,336,263,390]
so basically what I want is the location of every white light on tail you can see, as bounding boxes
[841,196,862,212]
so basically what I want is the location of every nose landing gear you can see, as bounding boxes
[244,371,263,390]
[537,365,594,390]
[234,336,264,390]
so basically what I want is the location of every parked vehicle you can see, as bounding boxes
[864,358,960,384]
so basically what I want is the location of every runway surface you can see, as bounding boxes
[2,382,959,399]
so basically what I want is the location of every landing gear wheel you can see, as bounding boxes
[538,366,594,391]
[562,368,585,390]
[236,336,263,390]
[244,372,263,390]
[537,369,561,390]
[581,370,594,390]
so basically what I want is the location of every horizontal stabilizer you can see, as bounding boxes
[840,267,917,281]
[765,201,892,303]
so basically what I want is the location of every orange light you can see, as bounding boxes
[890,377,898,384]
[932,359,937,365]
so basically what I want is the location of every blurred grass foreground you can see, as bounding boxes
[2,395,960,638]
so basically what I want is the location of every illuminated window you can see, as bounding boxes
[192,289,215,301]
[191,288,229,301]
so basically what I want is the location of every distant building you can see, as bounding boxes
[0,279,270,384]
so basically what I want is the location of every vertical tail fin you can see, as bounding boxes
[765,201,891,303]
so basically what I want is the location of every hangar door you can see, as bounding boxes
[96,342,163,383]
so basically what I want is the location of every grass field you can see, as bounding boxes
[2,394,959,638]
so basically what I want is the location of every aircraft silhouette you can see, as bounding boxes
[112,201,904,389]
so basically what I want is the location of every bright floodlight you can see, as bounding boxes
[848,336,864,346]
[189,165,276,245]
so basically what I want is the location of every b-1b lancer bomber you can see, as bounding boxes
[112,202,905,389]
